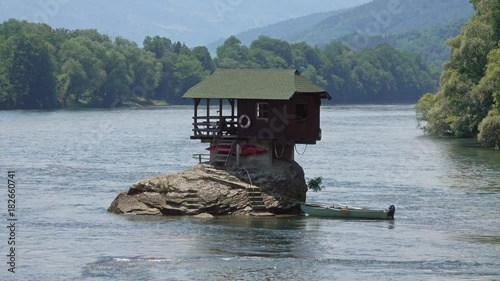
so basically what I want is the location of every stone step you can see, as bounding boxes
[247,192,262,197]
[250,212,275,217]
[252,203,267,212]
[251,202,266,207]
[246,187,261,192]
[186,200,199,204]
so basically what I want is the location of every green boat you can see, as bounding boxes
[301,204,395,220]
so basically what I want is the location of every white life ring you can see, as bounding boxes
[238,114,251,129]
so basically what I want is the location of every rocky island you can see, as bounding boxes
[109,69,331,217]
[108,160,307,216]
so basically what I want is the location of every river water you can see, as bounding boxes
[0,105,499,281]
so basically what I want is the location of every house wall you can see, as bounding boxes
[237,94,321,144]
[236,140,295,167]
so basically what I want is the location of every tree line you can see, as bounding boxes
[416,0,500,148]
[0,19,440,110]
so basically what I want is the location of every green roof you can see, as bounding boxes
[183,69,331,100]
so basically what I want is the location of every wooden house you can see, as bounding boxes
[183,69,331,167]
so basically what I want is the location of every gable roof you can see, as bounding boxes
[183,69,331,100]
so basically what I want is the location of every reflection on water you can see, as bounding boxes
[440,138,500,193]
[455,234,500,245]
[195,216,307,230]
[192,216,311,259]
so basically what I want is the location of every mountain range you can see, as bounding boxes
[225,0,474,48]
[0,0,370,46]
[0,0,476,68]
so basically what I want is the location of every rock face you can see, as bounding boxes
[108,160,307,216]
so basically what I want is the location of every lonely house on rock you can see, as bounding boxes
[183,69,331,167]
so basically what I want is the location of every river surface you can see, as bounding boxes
[0,105,499,281]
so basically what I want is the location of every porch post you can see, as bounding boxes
[206,99,210,134]
[230,99,235,119]
[236,143,241,168]
[194,98,200,135]
[219,99,223,136]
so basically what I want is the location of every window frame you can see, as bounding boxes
[256,102,269,120]
[295,103,308,121]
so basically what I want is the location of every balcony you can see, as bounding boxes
[192,116,238,140]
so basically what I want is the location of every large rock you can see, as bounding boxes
[108,160,307,216]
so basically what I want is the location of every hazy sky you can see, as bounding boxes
[0,0,371,45]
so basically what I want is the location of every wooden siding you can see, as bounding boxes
[237,94,321,144]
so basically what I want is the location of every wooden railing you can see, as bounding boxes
[192,153,211,163]
[192,116,238,138]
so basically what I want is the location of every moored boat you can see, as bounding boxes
[301,204,395,220]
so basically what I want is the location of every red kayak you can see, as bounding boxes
[206,144,267,156]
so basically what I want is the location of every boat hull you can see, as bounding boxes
[301,204,395,220]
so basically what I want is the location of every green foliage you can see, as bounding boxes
[417,0,500,147]
[216,38,439,103]
[307,177,326,193]
[0,18,440,109]
[416,93,437,127]
[0,19,214,109]
[478,112,500,148]
[8,33,58,109]
[340,19,469,69]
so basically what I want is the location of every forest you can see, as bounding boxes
[338,19,468,68]
[416,0,500,148]
[0,19,440,110]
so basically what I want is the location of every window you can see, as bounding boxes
[256,103,268,119]
[296,103,308,120]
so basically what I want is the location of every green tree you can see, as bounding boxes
[143,35,173,59]
[173,54,209,97]
[292,42,324,71]
[192,46,215,72]
[58,37,106,106]
[417,0,500,143]
[8,34,58,109]
[250,36,293,67]
[0,35,12,109]
[215,36,249,68]
[115,37,161,101]
[478,112,500,148]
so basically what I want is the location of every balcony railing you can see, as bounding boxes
[192,116,238,138]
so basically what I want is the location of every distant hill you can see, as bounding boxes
[0,0,370,46]
[207,9,347,52]
[211,0,475,66]
[228,0,474,47]
[339,18,468,68]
